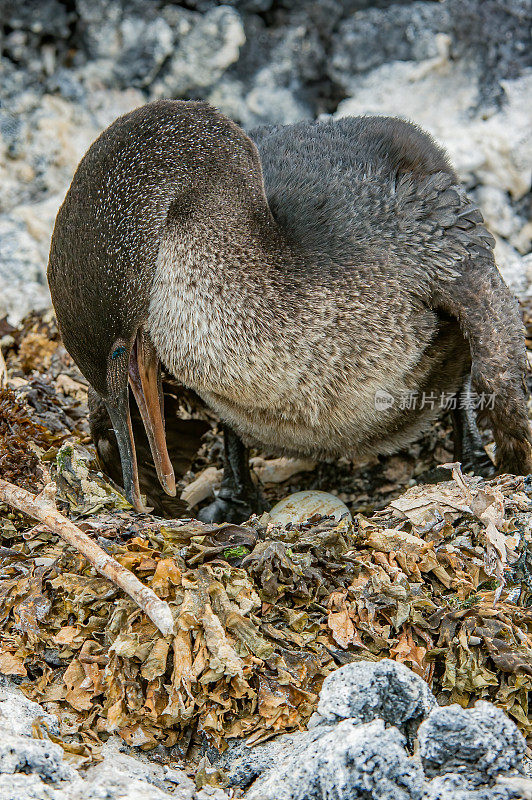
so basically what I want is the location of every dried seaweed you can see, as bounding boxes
[2,309,532,765]
[0,387,58,491]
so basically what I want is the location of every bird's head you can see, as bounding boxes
[48,243,176,513]
[48,245,176,512]
[47,104,180,513]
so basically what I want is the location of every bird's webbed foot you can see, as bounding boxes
[197,485,268,524]
[461,448,495,478]
[420,376,496,484]
[196,425,269,524]
[452,379,496,478]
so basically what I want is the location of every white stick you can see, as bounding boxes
[0,349,7,388]
[0,479,175,637]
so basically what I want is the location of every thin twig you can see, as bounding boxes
[0,478,175,637]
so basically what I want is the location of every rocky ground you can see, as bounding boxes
[3,660,532,799]
[1,1,532,799]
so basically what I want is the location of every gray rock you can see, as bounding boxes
[221,726,325,789]
[0,732,75,783]
[475,186,525,243]
[152,6,245,98]
[196,790,232,800]
[0,216,51,323]
[245,718,424,800]
[44,69,87,104]
[0,679,60,738]
[0,217,46,282]
[239,11,321,122]
[230,0,273,11]
[418,701,526,781]
[0,0,72,82]
[210,62,312,129]
[330,2,450,90]
[109,16,174,89]
[423,773,521,799]
[447,0,532,103]
[314,659,436,739]
[0,0,71,39]
[0,773,63,800]
[80,774,184,800]
[74,0,175,90]
[75,0,124,62]
[0,56,40,104]
[82,739,197,799]
[0,110,23,157]
[242,66,312,126]
[330,0,531,105]
[493,237,530,297]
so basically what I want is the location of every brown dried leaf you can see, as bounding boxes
[141,638,171,681]
[201,604,244,680]
[63,659,95,711]
[389,481,471,525]
[327,591,355,649]
[363,527,429,555]
[0,650,27,676]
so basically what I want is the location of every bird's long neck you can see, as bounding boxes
[146,194,297,392]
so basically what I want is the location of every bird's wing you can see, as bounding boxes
[249,116,456,263]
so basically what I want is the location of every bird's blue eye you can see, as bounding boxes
[111,346,126,360]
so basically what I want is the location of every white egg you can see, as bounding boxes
[268,490,352,526]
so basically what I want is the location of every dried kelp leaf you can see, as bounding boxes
[18,331,59,372]
[63,658,96,711]
[362,527,430,555]
[201,604,244,680]
[54,443,131,515]
[447,464,515,591]
[13,578,51,636]
[141,638,171,681]
[0,388,56,491]
[0,649,27,676]
[389,481,472,526]
[327,591,356,649]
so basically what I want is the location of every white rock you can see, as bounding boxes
[0,680,60,738]
[475,186,521,242]
[336,56,532,201]
[0,732,75,782]
[493,236,529,296]
[0,773,63,800]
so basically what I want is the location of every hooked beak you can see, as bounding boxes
[105,332,175,513]
[128,332,176,498]
[104,390,148,512]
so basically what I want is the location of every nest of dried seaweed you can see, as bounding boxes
[2,309,532,766]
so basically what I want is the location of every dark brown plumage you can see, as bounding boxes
[47,100,532,521]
